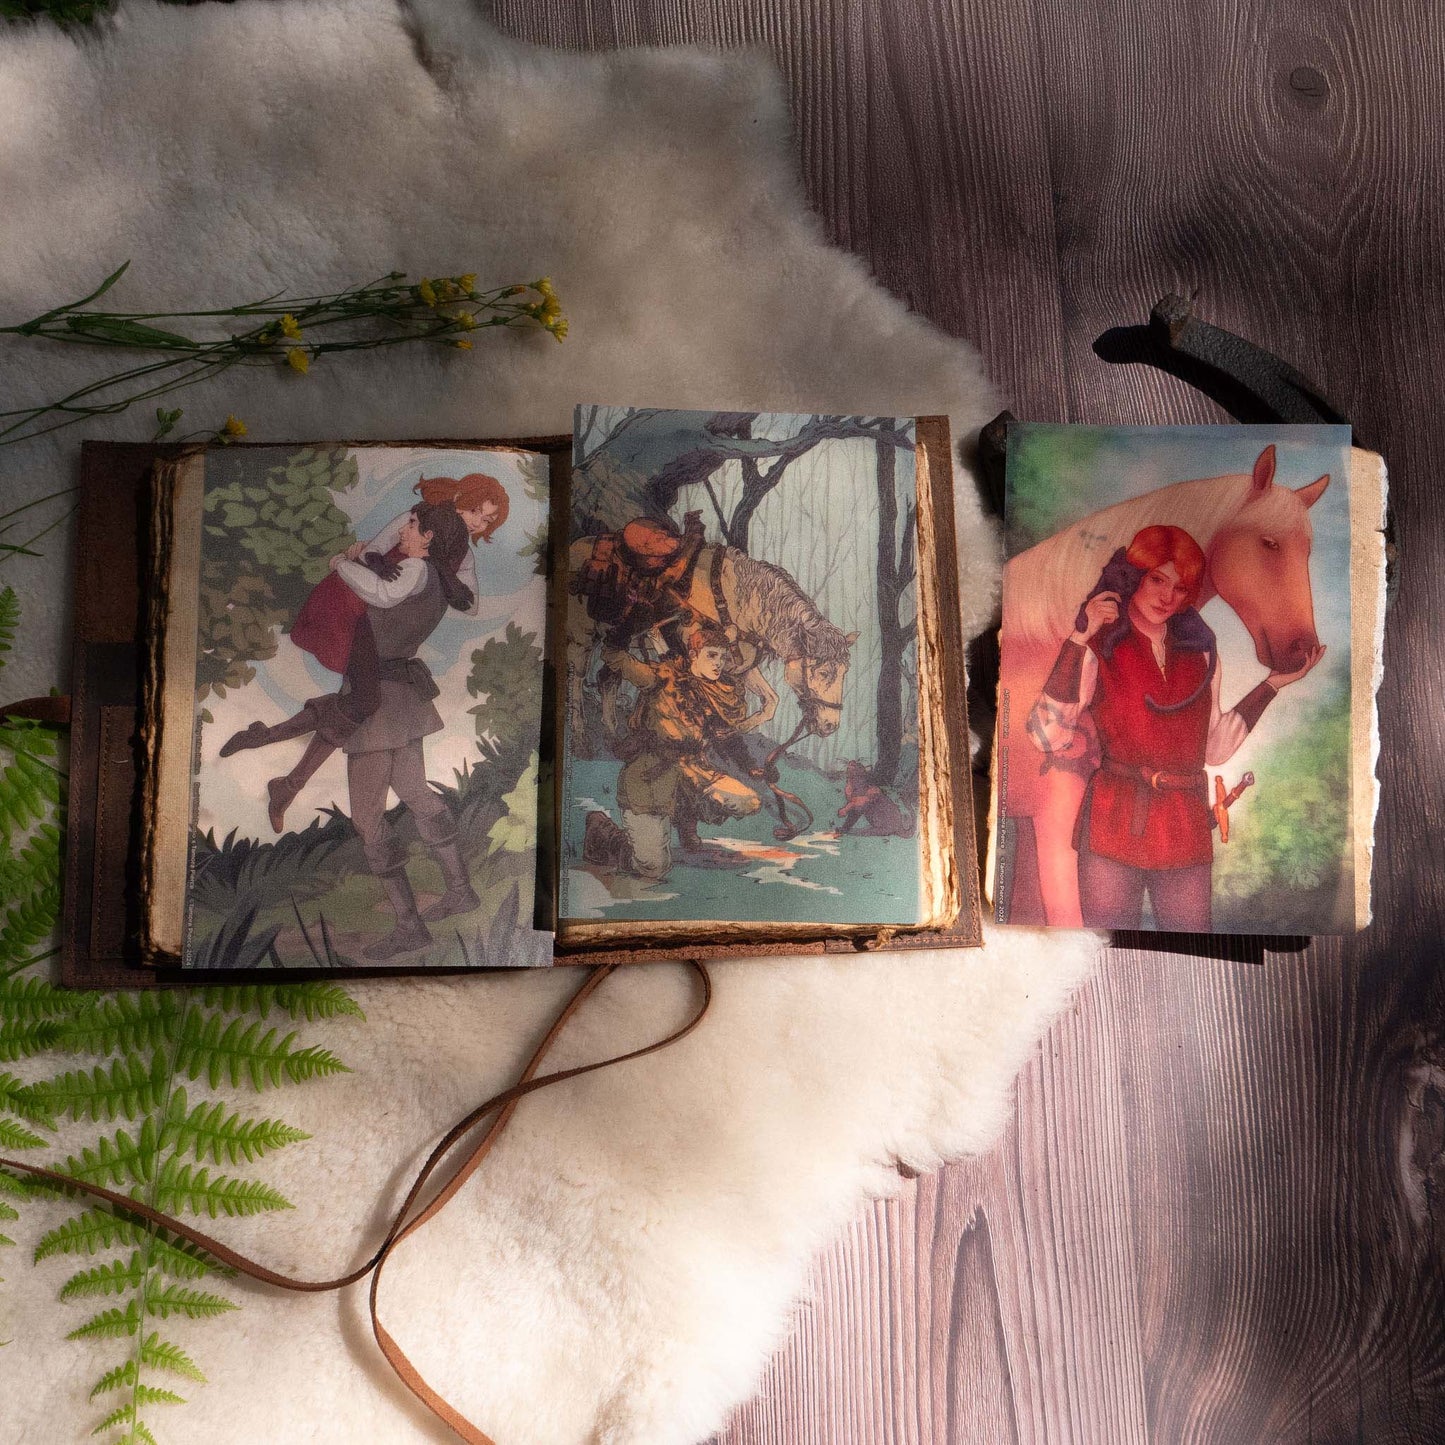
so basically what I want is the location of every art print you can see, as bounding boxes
[187,445,551,967]
[560,407,923,926]
[993,423,1354,934]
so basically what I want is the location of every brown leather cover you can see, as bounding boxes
[60,426,982,987]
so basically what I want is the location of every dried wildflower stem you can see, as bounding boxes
[0,262,567,448]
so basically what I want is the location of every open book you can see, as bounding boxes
[63,410,982,982]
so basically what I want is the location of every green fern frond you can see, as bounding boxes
[114,1423,160,1445]
[151,1158,293,1218]
[0,1070,56,1126]
[0,587,18,663]
[0,1231,14,1248]
[161,1090,309,1165]
[29,1053,169,1122]
[0,1016,64,1061]
[0,1200,17,1222]
[0,721,63,844]
[141,1283,237,1321]
[199,981,365,1022]
[93,1401,142,1434]
[90,1360,139,1397]
[35,1208,234,1278]
[0,884,60,965]
[175,1010,349,1090]
[0,823,63,906]
[60,1251,147,1300]
[0,1117,48,1150]
[67,1298,142,1340]
[62,1118,160,1188]
[57,993,181,1056]
[0,968,95,1022]
[139,1332,206,1382]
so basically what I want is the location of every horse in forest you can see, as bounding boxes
[565,536,858,758]
[997,444,1331,926]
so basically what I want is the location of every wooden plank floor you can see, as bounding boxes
[492,2,1445,1439]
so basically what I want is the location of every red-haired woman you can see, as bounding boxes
[221,473,508,830]
[1027,524,1322,931]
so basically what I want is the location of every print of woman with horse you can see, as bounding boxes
[995,432,1346,932]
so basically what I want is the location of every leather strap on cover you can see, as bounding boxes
[1,959,713,1445]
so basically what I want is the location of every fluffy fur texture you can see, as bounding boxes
[0,3,1100,1440]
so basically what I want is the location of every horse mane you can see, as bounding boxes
[725,548,851,663]
[1003,470,1270,644]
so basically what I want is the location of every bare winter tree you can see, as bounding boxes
[872,431,917,787]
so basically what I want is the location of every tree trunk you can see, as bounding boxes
[874,439,904,786]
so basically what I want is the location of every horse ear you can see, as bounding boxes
[1295,473,1330,508]
[844,630,860,646]
[1251,445,1276,493]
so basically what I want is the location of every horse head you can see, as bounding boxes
[784,628,858,737]
[1207,445,1330,674]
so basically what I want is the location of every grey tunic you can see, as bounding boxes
[340,566,448,756]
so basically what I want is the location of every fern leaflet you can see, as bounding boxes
[35,1208,234,1277]
[138,1333,206,1383]
[140,1283,238,1321]
[199,981,366,1022]
[150,1158,293,1218]
[68,1299,143,1340]
[0,1117,48,1150]
[174,1010,349,1090]
[161,1089,310,1164]
[29,1052,170,1122]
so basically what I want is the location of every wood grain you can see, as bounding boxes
[489,1,1445,1439]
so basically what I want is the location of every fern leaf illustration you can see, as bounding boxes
[56,992,182,1056]
[29,1053,170,1123]
[175,1010,349,1090]
[139,1333,207,1382]
[161,1089,310,1165]
[141,1283,238,1321]
[67,1298,143,1340]
[151,1158,293,1218]
[59,1251,149,1300]
[199,981,366,1022]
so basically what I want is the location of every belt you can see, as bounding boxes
[376,657,439,699]
[1100,756,1205,837]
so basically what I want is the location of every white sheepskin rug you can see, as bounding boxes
[0,3,1100,1441]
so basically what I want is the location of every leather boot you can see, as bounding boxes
[364,868,432,960]
[419,819,481,923]
[582,810,634,871]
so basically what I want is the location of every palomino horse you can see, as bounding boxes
[565,536,857,759]
[997,444,1329,926]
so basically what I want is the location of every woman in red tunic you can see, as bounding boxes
[1027,524,1323,931]
[221,472,509,831]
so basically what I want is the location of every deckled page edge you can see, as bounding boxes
[139,452,205,962]
[1351,446,1387,930]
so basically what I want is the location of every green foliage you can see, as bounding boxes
[0,717,62,845]
[467,622,545,756]
[29,1054,171,1123]
[514,450,550,573]
[194,447,359,701]
[161,1091,310,1165]
[1212,682,1352,930]
[488,752,539,856]
[1004,426,1109,553]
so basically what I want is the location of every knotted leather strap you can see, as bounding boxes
[1,959,713,1445]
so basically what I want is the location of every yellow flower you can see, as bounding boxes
[417,278,438,307]
[436,279,458,301]
[286,347,310,374]
[455,311,477,330]
[546,315,569,342]
[452,339,473,350]
[222,414,248,438]
[279,313,302,339]
[458,273,477,294]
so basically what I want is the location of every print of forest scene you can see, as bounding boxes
[1000,424,1354,932]
[187,446,549,968]
[564,408,922,925]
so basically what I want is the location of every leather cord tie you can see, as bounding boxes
[0,958,714,1445]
